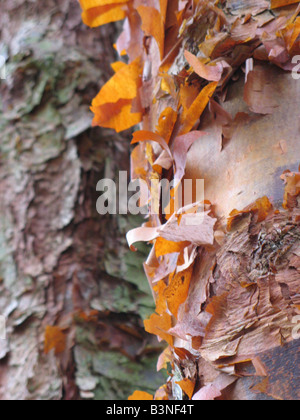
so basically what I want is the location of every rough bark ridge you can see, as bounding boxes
[175,205,300,400]
[0,0,164,400]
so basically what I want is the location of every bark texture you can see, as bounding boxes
[90,0,300,400]
[175,62,300,401]
[185,64,300,218]
[176,205,300,400]
[0,0,164,400]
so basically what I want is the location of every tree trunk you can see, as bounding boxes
[181,63,300,400]
[82,0,300,400]
[0,0,164,400]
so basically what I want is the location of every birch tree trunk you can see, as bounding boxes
[0,0,163,400]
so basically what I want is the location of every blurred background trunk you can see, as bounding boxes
[0,0,164,400]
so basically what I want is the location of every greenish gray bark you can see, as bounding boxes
[0,0,164,400]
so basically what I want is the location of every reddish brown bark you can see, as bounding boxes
[175,205,300,400]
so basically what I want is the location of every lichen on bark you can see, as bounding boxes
[0,0,165,400]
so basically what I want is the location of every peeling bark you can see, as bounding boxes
[65,0,300,400]
[0,0,164,400]
[173,204,300,400]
